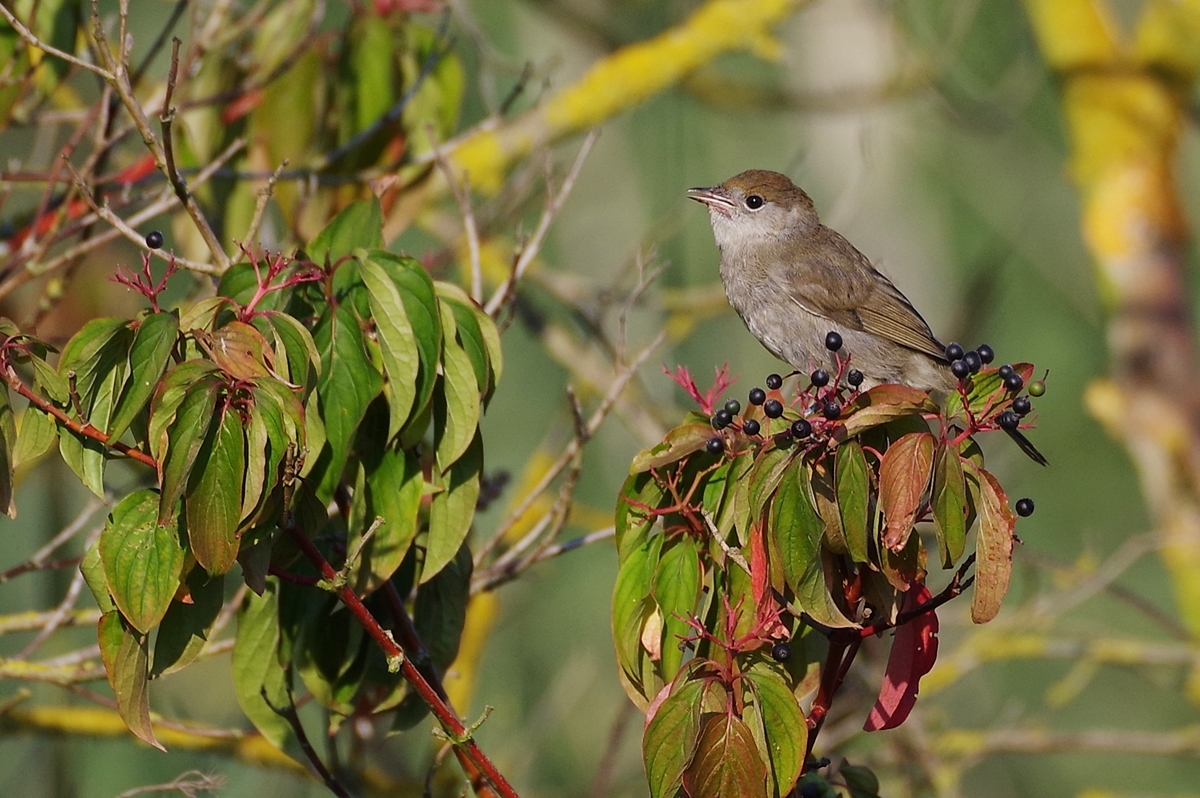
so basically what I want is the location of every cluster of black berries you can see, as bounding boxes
[946,342,996,381]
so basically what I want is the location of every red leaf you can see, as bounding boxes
[863,584,939,732]
[878,432,935,551]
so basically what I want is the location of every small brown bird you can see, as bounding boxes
[689,169,1046,465]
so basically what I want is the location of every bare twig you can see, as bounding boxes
[434,145,484,303]
[0,496,107,584]
[484,130,598,316]
[114,770,225,798]
[262,686,353,798]
[474,330,663,566]
[0,3,112,78]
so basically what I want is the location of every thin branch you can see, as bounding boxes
[243,160,289,247]
[474,330,663,566]
[262,687,352,798]
[433,144,484,303]
[0,3,112,79]
[484,130,598,316]
[0,496,107,584]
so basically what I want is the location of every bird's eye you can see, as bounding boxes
[745,195,764,209]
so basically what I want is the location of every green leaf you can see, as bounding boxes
[612,533,663,703]
[187,407,247,575]
[683,712,768,798]
[307,198,384,265]
[81,538,117,614]
[737,445,798,533]
[152,570,225,677]
[424,432,481,582]
[0,385,14,518]
[943,363,1036,421]
[58,351,126,497]
[615,471,666,562]
[108,311,179,443]
[259,311,321,388]
[158,378,221,523]
[31,354,69,404]
[745,660,807,797]
[834,441,870,563]
[472,300,503,402]
[653,536,702,680]
[644,674,704,798]
[437,284,490,393]
[98,611,164,751]
[772,466,855,629]
[57,317,128,401]
[13,404,57,468]
[350,441,422,595]
[631,422,714,473]
[878,432,935,552]
[231,579,292,750]
[932,441,968,568]
[433,300,481,472]
[414,543,472,672]
[359,255,420,439]
[966,465,1016,624]
[148,361,220,463]
[99,489,186,634]
[312,304,383,497]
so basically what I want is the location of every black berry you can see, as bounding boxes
[706,437,724,455]
[749,387,766,406]
[763,399,783,419]
[145,230,164,249]
[771,642,792,662]
[822,401,841,420]
[742,419,761,436]
[997,410,1019,430]
[799,781,824,798]
[810,368,830,388]
[765,373,783,390]
[1015,497,1035,517]
[945,342,965,361]
[977,343,995,364]
[847,369,864,387]
[724,399,741,416]
[824,331,843,352]
[791,418,812,439]
[1004,373,1025,392]
[951,359,970,380]
[1028,380,1046,397]
[963,350,983,373]
[1012,396,1032,416]
[998,364,1014,380]
[712,409,732,429]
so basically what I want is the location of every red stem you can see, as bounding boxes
[4,365,156,467]
[284,526,517,798]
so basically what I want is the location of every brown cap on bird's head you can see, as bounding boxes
[687,170,819,236]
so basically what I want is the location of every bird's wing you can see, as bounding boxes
[781,228,948,361]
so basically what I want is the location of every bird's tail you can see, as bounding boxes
[1005,428,1048,466]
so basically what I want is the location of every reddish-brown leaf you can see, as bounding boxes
[683,712,768,798]
[878,432,935,551]
[968,466,1016,623]
[863,584,938,732]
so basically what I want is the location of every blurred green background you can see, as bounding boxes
[3,1,1195,796]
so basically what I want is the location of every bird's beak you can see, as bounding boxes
[687,186,735,217]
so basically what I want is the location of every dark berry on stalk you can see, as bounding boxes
[712,409,732,429]
[998,364,1014,379]
[951,359,971,380]
[724,399,741,416]
[145,230,164,249]
[847,369,864,387]
[945,342,965,361]
[766,373,783,390]
[824,331,843,352]
[1015,497,1035,517]
[997,410,1020,430]
[1004,372,1025,392]
[791,418,812,439]
[764,399,784,419]
[977,343,995,364]
[742,419,761,436]
[1028,380,1046,397]
[823,401,841,420]
[706,438,724,455]
[749,387,766,406]
[964,350,983,373]
[810,368,830,388]
[771,642,792,662]
[1013,396,1032,416]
